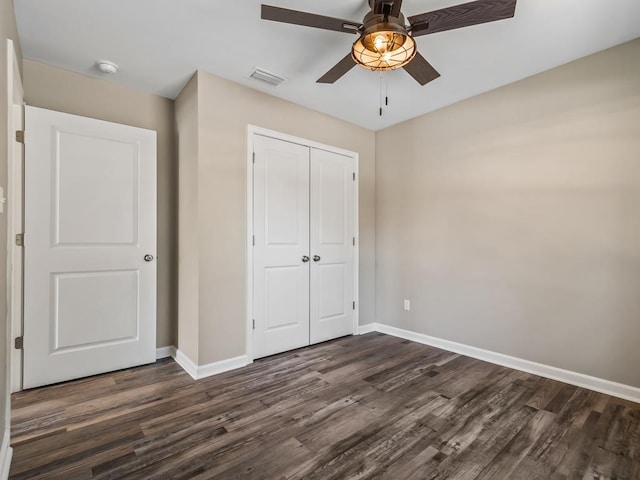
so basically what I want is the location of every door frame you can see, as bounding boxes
[245,125,359,363]
[6,38,24,394]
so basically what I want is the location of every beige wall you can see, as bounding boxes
[376,38,640,388]
[175,74,200,361]
[177,71,376,365]
[1,0,21,447]
[23,60,177,348]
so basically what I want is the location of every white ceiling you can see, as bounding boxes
[14,0,640,130]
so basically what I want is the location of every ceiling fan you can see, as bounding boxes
[261,0,517,86]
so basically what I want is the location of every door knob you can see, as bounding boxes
[302,256,310,263]
[144,254,154,262]
[313,255,321,262]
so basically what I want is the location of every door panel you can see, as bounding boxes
[53,270,139,350]
[265,267,303,330]
[318,160,347,245]
[318,263,346,319]
[310,148,355,344]
[55,132,139,245]
[253,135,310,359]
[23,106,157,389]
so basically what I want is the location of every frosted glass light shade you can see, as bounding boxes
[352,31,416,71]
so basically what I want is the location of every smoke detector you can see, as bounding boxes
[96,60,119,74]
[249,67,285,86]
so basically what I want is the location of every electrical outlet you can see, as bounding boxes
[403,299,411,311]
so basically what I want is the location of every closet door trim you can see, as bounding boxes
[246,125,359,363]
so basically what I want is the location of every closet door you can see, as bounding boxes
[253,135,310,359]
[310,148,355,344]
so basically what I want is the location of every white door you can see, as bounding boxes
[253,135,310,359]
[310,148,355,344]
[23,106,157,389]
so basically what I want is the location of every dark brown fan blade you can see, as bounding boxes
[409,0,517,37]
[261,5,361,34]
[403,53,440,86]
[317,54,356,84]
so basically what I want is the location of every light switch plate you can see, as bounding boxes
[403,299,410,311]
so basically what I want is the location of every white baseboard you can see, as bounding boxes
[0,428,12,480]
[156,346,177,360]
[366,323,640,404]
[173,349,199,379]
[165,325,640,403]
[173,349,250,381]
[197,355,250,379]
[357,323,377,335]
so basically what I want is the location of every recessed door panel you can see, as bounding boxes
[318,263,346,320]
[310,148,355,344]
[265,153,302,246]
[253,135,310,359]
[54,271,139,351]
[265,266,302,331]
[23,106,157,389]
[56,131,138,246]
[318,160,347,246]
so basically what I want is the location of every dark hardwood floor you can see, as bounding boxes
[10,333,640,479]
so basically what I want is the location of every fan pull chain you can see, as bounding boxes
[378,72,390,116]
[379,71,383,116]
[385,75,389,106]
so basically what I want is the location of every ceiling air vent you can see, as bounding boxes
[250,67,285,86]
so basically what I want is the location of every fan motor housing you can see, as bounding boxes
[361,11,409,34]
[367,0,401,17]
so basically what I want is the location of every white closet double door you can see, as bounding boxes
[253,134,356,359]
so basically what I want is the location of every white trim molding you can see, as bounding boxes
[7,38,24,395]
[155,346,177,360]
[173,350,199,379]
[360,323,640,404]
[0,428,12,480]
[357,323,377,335]
[173,349,250,381]
[197,355,250,380]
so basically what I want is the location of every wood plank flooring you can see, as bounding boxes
[10,333,640,479]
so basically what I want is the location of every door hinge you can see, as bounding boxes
[14,336,23,350]
[252,319,255,330]
[15,130,24,144]
[15,233,24,247]
[253,152,256,164]
[353,172,356,181]
[353,237,355,246]
[252,235,255,246]
[353,301,356,310]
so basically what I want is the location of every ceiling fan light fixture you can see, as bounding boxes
[261,0,518,85]
[352,28,416,71]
